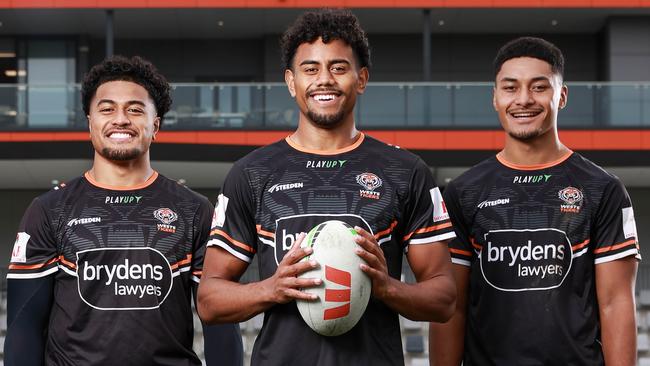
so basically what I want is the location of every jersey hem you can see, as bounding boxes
[594,248,641,264]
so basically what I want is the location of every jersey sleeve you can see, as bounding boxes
[190,196,214,284]
[442,181,474,267]
[7,197,59,279]
[592,178,641,264]
[401,158,456,248]
[206,162,258,263]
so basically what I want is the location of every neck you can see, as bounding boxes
[499,128,570,166]
[291,116,359,152]
[88,152,154,188]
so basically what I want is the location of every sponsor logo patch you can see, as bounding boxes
[11,232,29,263]
[356,173,382,200]
[622,206,638,240]
[480,228,572,292]
[558,186,583,213]
[274,214,372,266]
[478,198,510,209]
[105,195,142,205]
[430,187,449,222]
[213,194,229,228]
[268,182,304,193]
[67,217,102,227]
[154,208,178,233]
[512,174,552,184]
[323,266,351,320]
[76,247,173,310]
[306,160,347,169]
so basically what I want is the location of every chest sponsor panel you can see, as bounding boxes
[480,229,572,292]
[274,214,373,266]
[76,247,173,310]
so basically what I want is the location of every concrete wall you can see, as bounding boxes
[605,17,650,81]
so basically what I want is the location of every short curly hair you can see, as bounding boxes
[81,55,171,125]
[280,9,371,71]
[494,37,564,79]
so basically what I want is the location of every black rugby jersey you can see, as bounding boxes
[444,151,641,366]
[8,172,211,366]
[208,133,455,366]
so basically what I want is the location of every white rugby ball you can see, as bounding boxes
[296,220,371,336]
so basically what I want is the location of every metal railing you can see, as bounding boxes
[0,82,649,130]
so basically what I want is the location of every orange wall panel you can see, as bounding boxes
[2,130,650,152]
[592,131,642,150]
[53,0,97,6]
[96,0,144,7]
[197,0,247,6]
[12,0,55,7]
[559,130,593,150]
[148,0,198,6]
[247,0,296,7]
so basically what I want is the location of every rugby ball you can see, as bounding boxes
[296,220,371,336]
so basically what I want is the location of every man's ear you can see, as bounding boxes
[152,117,160,140]
[356,67,369,95]
[285,69,296,98]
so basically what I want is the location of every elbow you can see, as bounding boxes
[432,279,457,323]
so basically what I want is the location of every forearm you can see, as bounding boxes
[197,277,275,324]
[429,304,465,365]
[379,273,455,322]
[600,297,636,366]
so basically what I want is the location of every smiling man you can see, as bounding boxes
[5,56,242,366]
[198,9,456,366]
[429,37,640,366]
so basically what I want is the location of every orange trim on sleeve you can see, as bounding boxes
[496,151,573,171]
[210,228,256,253]
[402,221,453,241]
[470,237,483,250]
[572,238,590,251]
[84,171,159,191]
[285,132,365,156]
[374,220,398,239]
[192,270,203,276]
[594,239,637,254]
[58,255,77,269]
[170,254,192,270]
[449,248,472,257]
[256,225,276,239]
[9,256,59,270]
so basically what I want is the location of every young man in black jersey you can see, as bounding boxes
[429,37,640,366]
[198,9,456,365]
[5,56,242,366]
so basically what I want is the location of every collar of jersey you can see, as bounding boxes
[84,170,159,191]
[285,132,365,156]
[496,150,573,171]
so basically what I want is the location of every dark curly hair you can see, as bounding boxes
[280,9,371,71]
[494,37,564,79]
[81,55,171,125]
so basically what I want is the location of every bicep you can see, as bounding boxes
[407,242,454,282]
[595,256,637,306]
[201,246,250,282]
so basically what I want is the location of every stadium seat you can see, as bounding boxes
[638,333,650,352]
[405,335,425,353]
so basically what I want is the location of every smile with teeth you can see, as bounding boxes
[312,94,338,102]
[108,132,135,141]
[510,110,542,118]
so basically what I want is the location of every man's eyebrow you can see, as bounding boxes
[96,99,146,107]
